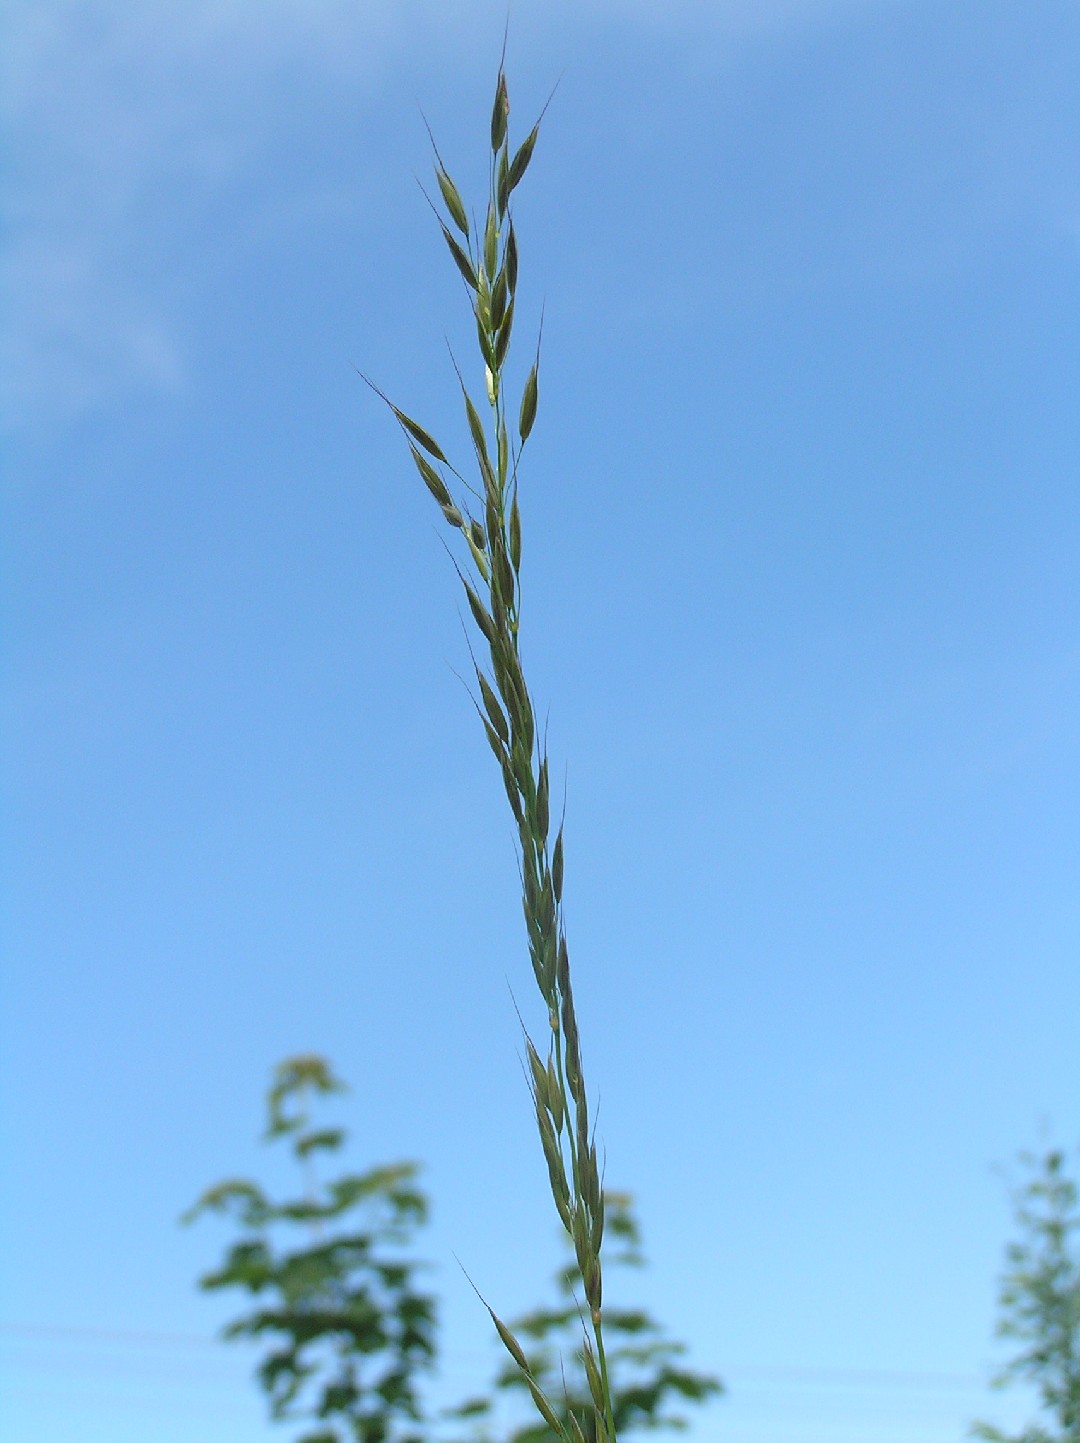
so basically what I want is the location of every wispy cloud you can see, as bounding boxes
[2,0,895,433]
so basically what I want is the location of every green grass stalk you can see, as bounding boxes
[367,61,618,1443]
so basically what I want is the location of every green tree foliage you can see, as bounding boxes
[973,1145,1080,1443]
[183,1056,436,1443]
[448,1192,721,1443]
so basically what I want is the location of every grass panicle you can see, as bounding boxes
[370,63,619,1443]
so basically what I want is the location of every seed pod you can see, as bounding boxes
[536,758,550,841]
[519,365,538,441]
[495,297,515,368]
[466,530,490,583]
[573,1205,591,1275]
[536,1100,561,1175]
[485,496,501,559]
[496,545,515,615]
[501,756,523,824]
[409,444,452,509]
[526,1036,548,1104]
[575,1090,589,1164]
[484,203,498,282]
[436,166,469,237]
[490,72,509,152]
[527,1379,564,1437]
[463,580,497,643]
[538,876,556,938]
[522,850,539,914]
[542,1127,571,1216]
[552,827,564,902]
[498,420,509,487]
[476,263,491,323]
[475,312,496,373]
[583,1141,601,1214]
[506,223,519,294]
[497,145,510,218]
[469,518,486,550]
[584,1257,602,1313]
[442,503,463,529]
[564,1047,580,1106]
[582,1337,605,1414]
[539,929,557,1003]
[554,1188,574,1235]
[478,671,509,746]
[509,493,522,572]
[489,1307,529,1373]
[547,1056,564,1132]
[393,407,447,462]
[557,936,570,994]
[507,124,539,192]
[590,1191,605,1256]
[482,718,506,766]
[490,268,508,330]
[440,224,478,291]
[463,390,489,468]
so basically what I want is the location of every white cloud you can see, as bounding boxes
[1,0,893,433]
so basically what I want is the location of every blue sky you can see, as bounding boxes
[2,2,1078,1441]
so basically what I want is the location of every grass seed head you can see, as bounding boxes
[482,717,507,767]
[527,1379,566,1438]
[590,1191,605,1255]
[410,444,452,509]
[497,146,511,218]
[440,223,478,290]
[509,494,522,571]
[536,758,550,841]
[507,124,539,193]
[484,203,499,281]
[583,1336,605,1413]
[526,1036,548,1103]
[436,166,470,236]
[394,407,447,462]
[475,311,496,371]
[552,827,564,902]
[547,1056,564,1132]
[463,580,497,643]
[496,545,515,614]
[489,1307,530,1373]
[463,390,492,473]
[498,420,509,487]
[506,222,519,293]
[490,72,509,152]
[519,364,538,441]
[490,268,508,330]
[584,1255,602,1313]
[501,757,524,824]
[495,296,515,368]
[478,672,509,746]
